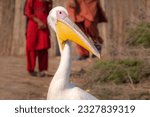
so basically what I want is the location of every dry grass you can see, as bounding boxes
[76,57,150,99]
[126,22,150,48]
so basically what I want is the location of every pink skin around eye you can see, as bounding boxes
[56,10,67,19]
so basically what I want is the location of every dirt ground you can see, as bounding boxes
[0,56,92,99]
[0,56,149,100]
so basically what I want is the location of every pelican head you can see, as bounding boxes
[47,6,100,58]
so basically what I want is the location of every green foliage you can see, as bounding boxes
[127,22,150,48]
[87,59,144,84]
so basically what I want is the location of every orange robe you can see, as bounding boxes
[67,0,107,57]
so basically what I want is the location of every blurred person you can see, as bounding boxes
[24,0,52,77]
[67,0,107,60]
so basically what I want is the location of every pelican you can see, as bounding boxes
[47,6,100,100]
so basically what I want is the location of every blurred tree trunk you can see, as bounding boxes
[11,0,26,56]
[0,0,15,55]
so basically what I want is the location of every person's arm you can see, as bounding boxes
[25,0,46,29]
[24,0,35,20]
[33,17,46,29]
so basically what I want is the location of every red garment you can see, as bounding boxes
[25,0,51,72]
[26,49,48,72]
[67,0,107,57]
[25,0,50,50]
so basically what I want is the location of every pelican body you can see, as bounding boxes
[47,6,100,100]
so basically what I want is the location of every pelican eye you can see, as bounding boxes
[59,11,62,14]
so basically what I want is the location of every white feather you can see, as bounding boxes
[47,41,97,100]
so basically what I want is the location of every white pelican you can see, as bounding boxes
[47,6,100,100]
